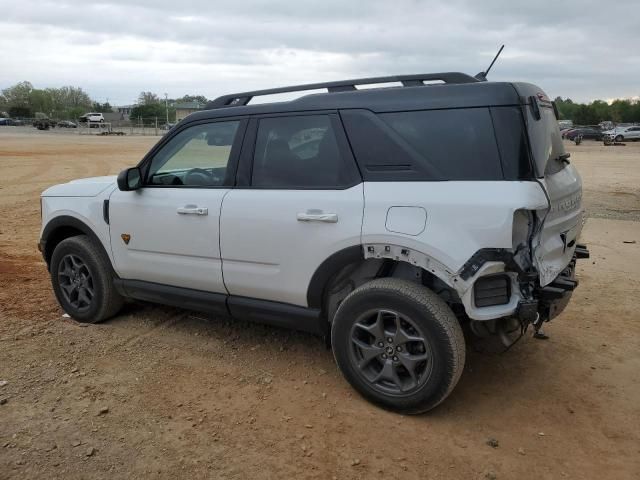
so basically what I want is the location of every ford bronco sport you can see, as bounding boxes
[39,72,589,413]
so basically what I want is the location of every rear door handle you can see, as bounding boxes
[177,205,208,215]
[297,211,338,223]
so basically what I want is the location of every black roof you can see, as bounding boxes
[187,73,533,123]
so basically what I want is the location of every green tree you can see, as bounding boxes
[92,102,113,113]
[590,100,610,123]
[67,107,86,122]
[138,91,160,105]
[130,103,166,122]
[1,81,34,109]
[610,99,634,123]
[8,106,32,118]
[29,89,55,116]
[555,96,640,124]
[174,94,208,104]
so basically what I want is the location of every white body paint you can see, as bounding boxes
[41,158,583,322]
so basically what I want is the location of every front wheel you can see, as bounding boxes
[615,135,624,142]
[331,278,465,414]
[50,235,123,323]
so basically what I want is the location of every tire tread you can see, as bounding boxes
[332,278,466,413]
[51,235,123,323]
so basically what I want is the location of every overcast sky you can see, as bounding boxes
[1,0,638,105]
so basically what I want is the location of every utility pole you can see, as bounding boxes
[164,93,169,124]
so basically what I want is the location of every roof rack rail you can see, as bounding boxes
[206,72,479,109]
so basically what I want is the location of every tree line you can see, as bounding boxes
[554,97,640,125]
[2,80,638,125]
[0,81,209,122]
[128,92,208,123]
[0,81,99,120]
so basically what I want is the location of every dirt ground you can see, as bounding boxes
[0,127,639,480]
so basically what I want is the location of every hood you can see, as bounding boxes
[41,175,117,197]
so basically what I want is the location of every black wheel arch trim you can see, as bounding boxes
[40,215,114,273]
[306,245,363,310]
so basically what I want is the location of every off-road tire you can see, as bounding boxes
[50,235,123,323]
[331,278,465,414]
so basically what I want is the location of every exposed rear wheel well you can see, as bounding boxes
[318,257,459,323]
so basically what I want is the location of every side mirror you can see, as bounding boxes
[117,167,142,191]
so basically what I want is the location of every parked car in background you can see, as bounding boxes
[602,125,640,142]
[33,118,56,130]
[0,118,26,126]
[565,127,602,141]
[79,113,105,124]
[560,127,574,138]
[57,120,77,128]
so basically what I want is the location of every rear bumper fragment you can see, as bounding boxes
[518,243,589,324]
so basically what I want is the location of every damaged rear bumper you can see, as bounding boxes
[518,243,589,326]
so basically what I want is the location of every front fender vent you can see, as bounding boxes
[474,274,511,307]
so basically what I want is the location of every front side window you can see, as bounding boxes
[251,115,354,188]
[147,121,240,186]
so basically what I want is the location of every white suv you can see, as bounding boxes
[39,73,589,413]
[603,125,640,142]
[79,112,105,123]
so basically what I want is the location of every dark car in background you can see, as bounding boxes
[33,118,56,130]
[0,118,25,126]
[560,127,574,138]
[57,120,77,128]
[565,127,603,141]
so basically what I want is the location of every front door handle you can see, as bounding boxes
[177,205,208,215]
[297,211,338,223]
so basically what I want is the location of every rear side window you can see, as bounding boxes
[490,106,534,180]
[341,108,504,181]
[251,115,358,188]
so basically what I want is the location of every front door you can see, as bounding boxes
[220,113,364,307]
[108,119,245,293]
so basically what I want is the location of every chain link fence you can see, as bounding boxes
[77,117,172,136]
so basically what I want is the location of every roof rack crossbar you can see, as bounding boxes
[206,72,478,109]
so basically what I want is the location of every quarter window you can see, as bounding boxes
[341,108,509,181]
[251,115,355,188]
[380,109,503,180]
[147,121,240,186]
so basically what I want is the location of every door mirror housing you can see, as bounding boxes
[117,167,143,191]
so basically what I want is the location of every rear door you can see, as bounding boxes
[108,119,246,293]
[220,112,363,307]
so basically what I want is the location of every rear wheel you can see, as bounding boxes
[50,235,123,323]
[331,278,465,414]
